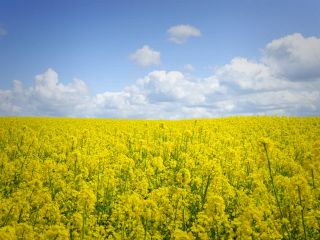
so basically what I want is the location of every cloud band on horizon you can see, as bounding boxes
[0,33,319,119]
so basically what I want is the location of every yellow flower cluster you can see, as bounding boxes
[0,116,319,239]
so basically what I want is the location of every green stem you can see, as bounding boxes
[298,186,307,240]
[144,219,148,240]
[263,143,291,239]
[201,175,212,210]
[81,200,87,240]
[182,207,186,231]
[1,206,13,227]
[263,143,283,218]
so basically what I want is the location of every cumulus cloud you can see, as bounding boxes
[0,68,90,116]
[0,25,7,37]
[136,70,220,104]
[130,45,161,67]
[262,33,320,80]
[216,57,289,90]
[1,33,320,118]
[167,24,201,44]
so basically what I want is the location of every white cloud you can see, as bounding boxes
[129,45,161,67]
[0,25,7,37]
[216,57,290,90]
[183,64,195,72]
[0,68,90,116]
[235,90,320,115]
[136,70,220,105]
[1,33,320,118]
[167,24,201,44]
[262,33,320,80]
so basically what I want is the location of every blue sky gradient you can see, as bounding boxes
[0,0,320,118]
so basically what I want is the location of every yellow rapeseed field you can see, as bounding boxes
[0,117,319,239]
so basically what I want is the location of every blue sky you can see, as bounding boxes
[0,0,320,118]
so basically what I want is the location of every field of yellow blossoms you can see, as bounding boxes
[0,117,319,239]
